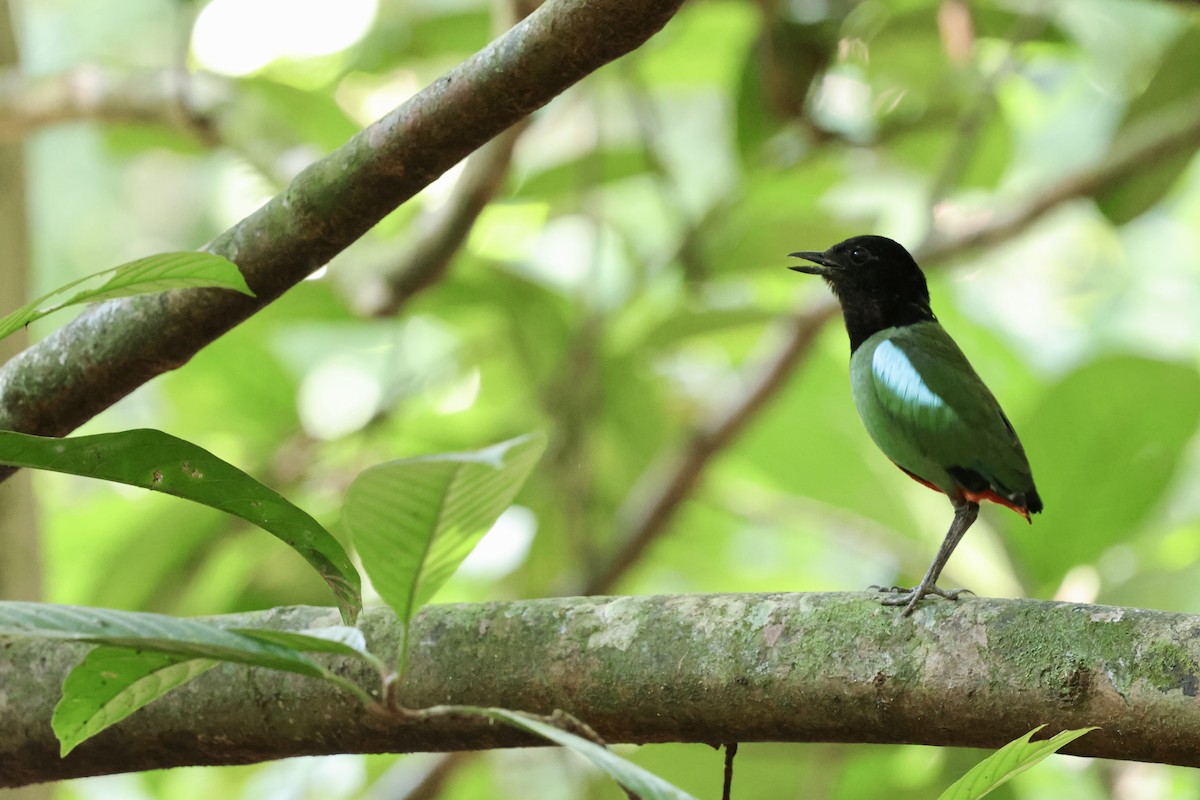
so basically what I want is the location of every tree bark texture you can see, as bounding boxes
[0,0,686,461]
[3,593,1200,786]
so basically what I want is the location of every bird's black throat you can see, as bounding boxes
[829,283,936,354]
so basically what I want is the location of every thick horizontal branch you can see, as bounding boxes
[5,593,1200,786]
[0,0,685,462]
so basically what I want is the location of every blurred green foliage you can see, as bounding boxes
[9,0,1200,797]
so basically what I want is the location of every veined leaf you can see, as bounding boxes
[473,707,699,800]
[0,252,253,342]
[10,604,381,755]
[233,626,384,672]
[343,433,545,665]
[1094,27,1200,225]
[0,602,331,675]
[53,648,217,756]
[938,725,1097,800]
[1008,357,1200,591]
[0,429,361,623]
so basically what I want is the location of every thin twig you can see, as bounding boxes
[922,99,1200,264]
[385,752,473,800]
[921,9,1049,223]
[581,300,837,595]
[362,121,528,317]
[722,742,737,800]
[620,63,709,284]
[0,64,342,185]
[0,66,229,143]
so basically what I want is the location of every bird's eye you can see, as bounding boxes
[849,246,869,264]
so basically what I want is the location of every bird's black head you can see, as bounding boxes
[789,235,935,353]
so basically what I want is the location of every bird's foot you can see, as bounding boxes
[874,584,974,617]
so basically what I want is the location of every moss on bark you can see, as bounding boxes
[4,593,1200,786]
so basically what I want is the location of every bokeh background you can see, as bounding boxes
[5,0,1200,797]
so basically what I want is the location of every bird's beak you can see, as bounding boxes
[788,251,833,275]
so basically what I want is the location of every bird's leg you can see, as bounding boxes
[879,499,980,616]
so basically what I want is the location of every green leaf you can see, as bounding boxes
[938,725,1097,800]
[956,106,1012,190]
[1094,27,1200,224]
[472,707,698,800]
[738,348,921,535]
[1006,356,1200,590]
[351,9,491,73]
[71,252,253,304]
[230,78,361,153]
[0,252,253,342]
[53,648,217,756]
[14,604,381,755]
[343,433,546,659]
[890,106,1011,191]
[0,602,328,675]
[701,165,852,274]
[637,307,778,350]
[733,17,838,161]
[232,626,384,672]
[513,148,654,202]
[0,430,361,623]
[634,1,758,90]
[856,8,951,103]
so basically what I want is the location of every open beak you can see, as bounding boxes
[788,251,832,275]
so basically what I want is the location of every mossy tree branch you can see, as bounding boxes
[0,0,686,476]
[4,593,1200,786]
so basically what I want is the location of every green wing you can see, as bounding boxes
[850,322,1036,502]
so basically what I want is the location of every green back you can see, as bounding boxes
[849,321,1035,499]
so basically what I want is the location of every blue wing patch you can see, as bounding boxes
[872,339,945,410]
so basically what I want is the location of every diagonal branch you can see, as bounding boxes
[4,594,1200,785]
[582,301,838,595]
[0,0,687,478]
[921,8,1049,219]
[921,100,1200,265]
[356,0,541,319]
[359,121,527,318]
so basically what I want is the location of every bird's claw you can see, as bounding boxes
[875,584,974,616]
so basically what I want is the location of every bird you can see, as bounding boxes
[789,235,1042,616]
